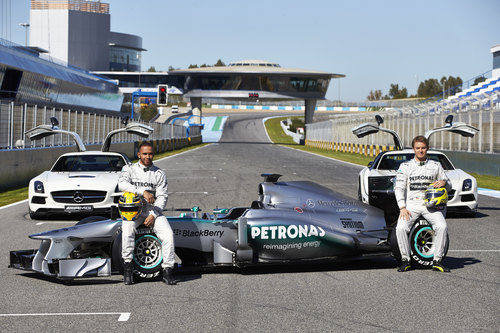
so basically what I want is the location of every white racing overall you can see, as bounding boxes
[118,162,175,269]
[394,158,451,262]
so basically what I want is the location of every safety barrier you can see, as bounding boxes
[305,140,394,157]
[0,135,203,191]
[0,101,199,150]
[210,105,367,112]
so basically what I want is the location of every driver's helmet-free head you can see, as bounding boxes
[118,192,143,221]
[424,187,448,208]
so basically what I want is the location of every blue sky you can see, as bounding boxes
[5,0,500,101]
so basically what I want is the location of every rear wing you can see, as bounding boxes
[101,121,154,152]
[25,117,86,152]
[352,115,403,150]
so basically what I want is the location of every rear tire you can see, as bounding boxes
[389,219,449,268]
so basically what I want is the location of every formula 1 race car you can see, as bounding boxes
[9,174,448,281]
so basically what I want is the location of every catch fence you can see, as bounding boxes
[306,97,500,155]
[0,101,199,150]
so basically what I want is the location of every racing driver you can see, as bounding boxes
[118,141,176,285]
[394,135,451,273]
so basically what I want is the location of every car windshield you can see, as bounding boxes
[52,155,126,172]
[377,153,454,171]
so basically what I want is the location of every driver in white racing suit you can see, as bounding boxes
[394,135,451,272]
[118,142,176,285]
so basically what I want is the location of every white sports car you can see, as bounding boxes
[353,115,479,220]
[26,118,153,219]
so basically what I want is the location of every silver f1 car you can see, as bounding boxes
[10,174,447,280]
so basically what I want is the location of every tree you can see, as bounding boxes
[473,76,486,86]
[140,104,158,122]
[168,66,175,71]
[188,64,198,69]
[367,89,383,101]
[417,78,442,98]
[214,59,225,67]
[146,66,156,72]
[388,84,408,99]
[200,64,208,68]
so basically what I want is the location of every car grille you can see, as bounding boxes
[461,194,475,202]
[51,190,107,204]
[448,190,456,200]
[369,176,395,191]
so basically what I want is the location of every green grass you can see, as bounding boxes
[0,143,210,208]
[0,186,29,207]
[264,117,500,191]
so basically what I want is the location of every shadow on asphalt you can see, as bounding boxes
[17,272,122,285]
[444,256,481,269]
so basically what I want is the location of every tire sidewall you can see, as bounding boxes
[389,219,449,268]
[408,219,449,268]
[112,228,163,279]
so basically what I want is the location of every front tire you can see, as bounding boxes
[389,219,449,268]
[112,228,163,280]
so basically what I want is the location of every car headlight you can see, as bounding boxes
[34,181,44,193]
[462,179,472,191]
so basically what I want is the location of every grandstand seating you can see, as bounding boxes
[404,75,500,115]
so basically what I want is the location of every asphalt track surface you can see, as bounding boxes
[1,113,499,332]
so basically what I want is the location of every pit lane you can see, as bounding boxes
[1,112,499,332]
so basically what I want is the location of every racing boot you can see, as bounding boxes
[397,259,412,272]
[123,261,134,285]
[163,268,177,285]
[432,260,450,273]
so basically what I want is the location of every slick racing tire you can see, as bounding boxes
[389,219,449,268]
[75,215,107,226]
[112,228,163,280]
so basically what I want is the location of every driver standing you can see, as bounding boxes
[118,142,176,285]
[394,136,451,273]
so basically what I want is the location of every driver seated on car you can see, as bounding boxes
[118,142,176,285]
[394,135,451,273]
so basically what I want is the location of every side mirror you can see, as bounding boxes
[375,115,383,125]
[121,116,129,126]
[445,115,453,125]
[50,117,59,128]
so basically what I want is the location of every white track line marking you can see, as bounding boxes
[448,250,500,252]
[154,144,213,163]
[0,199,28,210]
[170,191,208,194]
[0,312,131,322]
[169,176,217,180]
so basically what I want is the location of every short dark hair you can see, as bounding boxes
[411,135,429,148]
[138,141,153,150]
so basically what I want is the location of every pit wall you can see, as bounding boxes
[305,140,500,176]
[0,136,202,191]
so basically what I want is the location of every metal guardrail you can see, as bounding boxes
[0,101,197,150]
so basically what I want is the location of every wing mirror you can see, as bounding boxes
[50,117,59,128]
[375,115,383,125]
[445,115,453,125]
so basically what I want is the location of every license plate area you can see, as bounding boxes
[64,205,93,213]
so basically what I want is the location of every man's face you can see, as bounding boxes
[138,145,154,166]
[413,141,428,161]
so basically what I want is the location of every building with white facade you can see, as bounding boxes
[29,0,144,71]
